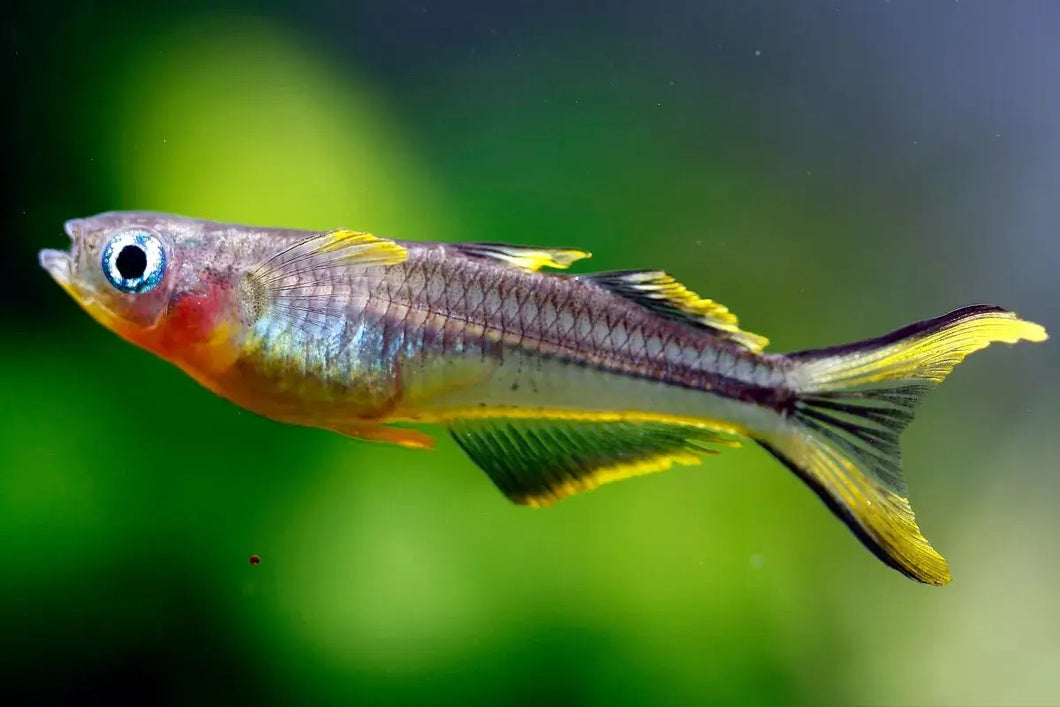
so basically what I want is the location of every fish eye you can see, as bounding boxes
[101,230,166,294]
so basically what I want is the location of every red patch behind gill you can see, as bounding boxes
[166,288,219,342]
[156,276,236,363]
[110,273,244,402]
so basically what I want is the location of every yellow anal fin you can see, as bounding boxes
[448,417,739,506]
[452,242,591,271]
[587,270,769,352]
[330,422,436,450]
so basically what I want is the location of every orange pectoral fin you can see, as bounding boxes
[330,422,436,450]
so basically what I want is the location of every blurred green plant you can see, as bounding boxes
[6,9,1058,706]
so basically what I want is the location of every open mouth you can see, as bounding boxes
[39,248,73,287]
[38,219,81,289]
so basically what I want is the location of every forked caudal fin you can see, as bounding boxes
[760,305,1047,585]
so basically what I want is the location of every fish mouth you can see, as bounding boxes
[39,219,81,294]
[39,248,72,287]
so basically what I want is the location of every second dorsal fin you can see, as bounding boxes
[452,242,591,271]
[587,270,769,351]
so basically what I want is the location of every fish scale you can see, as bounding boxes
[40,211,1047,585]
[379,249,743,391]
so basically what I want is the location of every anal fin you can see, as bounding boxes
[448,417,739,506]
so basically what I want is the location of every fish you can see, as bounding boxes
[40,211,1047,585]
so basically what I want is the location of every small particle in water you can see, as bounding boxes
[754,49,762,57]
[249,555,261,565]
[750,553,765,569]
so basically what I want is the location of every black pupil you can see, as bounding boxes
[116,245,148,280]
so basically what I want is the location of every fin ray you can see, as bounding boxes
[330,422,436,450]
[790,304,1047,388]
[452,242,591,271]
[762,305,1047,585]
[586,270,769,351]
[252,229,408,284]
[449,417,737,506]
[242,229,409,323]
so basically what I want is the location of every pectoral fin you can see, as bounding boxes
[331,422,436,450]
[245,229,408,305]
[240,229,409,331]
[255,229,409,276]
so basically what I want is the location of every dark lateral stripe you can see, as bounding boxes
[383,302,796,414]
[386,253,797,413]
[516,345,795,413]
[784,304,1009,361]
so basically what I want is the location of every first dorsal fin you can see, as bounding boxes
[452,242,591,271]
[449,417,739,506]
[586,270,769,351]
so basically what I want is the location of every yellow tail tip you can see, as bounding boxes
[778,304,1043,585]
[1014,318,1048,343]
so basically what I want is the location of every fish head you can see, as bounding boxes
[41,213,178,330]
[40,212,244,373]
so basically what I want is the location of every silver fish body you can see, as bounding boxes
[39,211,1049,585]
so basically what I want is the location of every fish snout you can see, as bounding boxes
[39,247,72,286]
[64,218,83,240]
[40,220,84,289]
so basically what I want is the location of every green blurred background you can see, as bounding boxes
[5,2,1058,704]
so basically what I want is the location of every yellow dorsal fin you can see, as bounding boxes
[453,242,591,271]
[588,270,769,351]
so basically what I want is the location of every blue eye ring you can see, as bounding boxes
[101,229,167,294]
